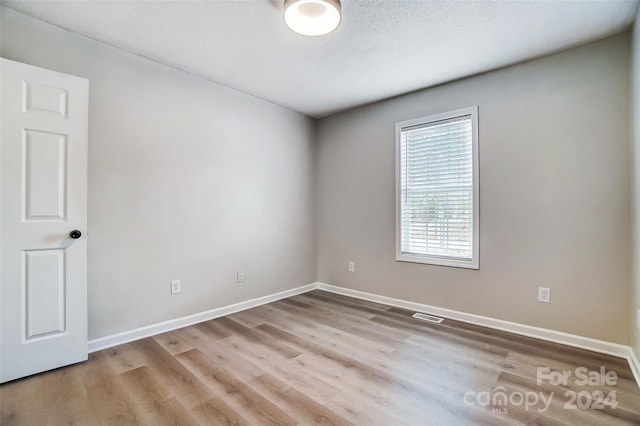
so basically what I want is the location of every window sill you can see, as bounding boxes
[396,253,479,270]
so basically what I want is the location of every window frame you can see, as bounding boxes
[395,106,479,269]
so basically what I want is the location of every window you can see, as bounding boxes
[395,106,479,269]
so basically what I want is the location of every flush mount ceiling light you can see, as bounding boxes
[284,0,341,36]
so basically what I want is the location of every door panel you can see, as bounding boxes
[23,129,67,220]
[24,249,66,340]
[24,81,68,117]
[1,58,88,383]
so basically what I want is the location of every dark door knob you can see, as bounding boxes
[69,230,82,239]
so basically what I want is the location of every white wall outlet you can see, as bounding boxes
[538,287,550,303]
[236,270,245,283]
[637,309,640,332]
[348,261,355,272]
[171,280,181,295]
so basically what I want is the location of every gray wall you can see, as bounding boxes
[316,34,632,344]
[0,8,317,340]
[632,8,640,357]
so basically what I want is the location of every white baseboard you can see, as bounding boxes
[87,280,640,389]
[87,283,316,353]
[315,283,640,388]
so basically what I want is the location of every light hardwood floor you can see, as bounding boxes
[1,290,639,425]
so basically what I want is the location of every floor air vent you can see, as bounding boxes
[412,313,444,324]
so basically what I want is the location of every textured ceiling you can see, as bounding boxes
[2,0,639,117]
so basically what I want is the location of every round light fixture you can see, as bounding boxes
[284,0,341,36]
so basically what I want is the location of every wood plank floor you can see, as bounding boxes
[1,290,639,425]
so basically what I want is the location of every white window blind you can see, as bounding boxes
[396,107,479,269]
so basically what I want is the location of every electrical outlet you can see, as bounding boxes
[348,261,355,272]
[538,287,550,303]
[236,270,245,283]
[637,310,640,332]
[171,280,181,295]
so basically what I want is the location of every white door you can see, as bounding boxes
[1,58,88,383]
